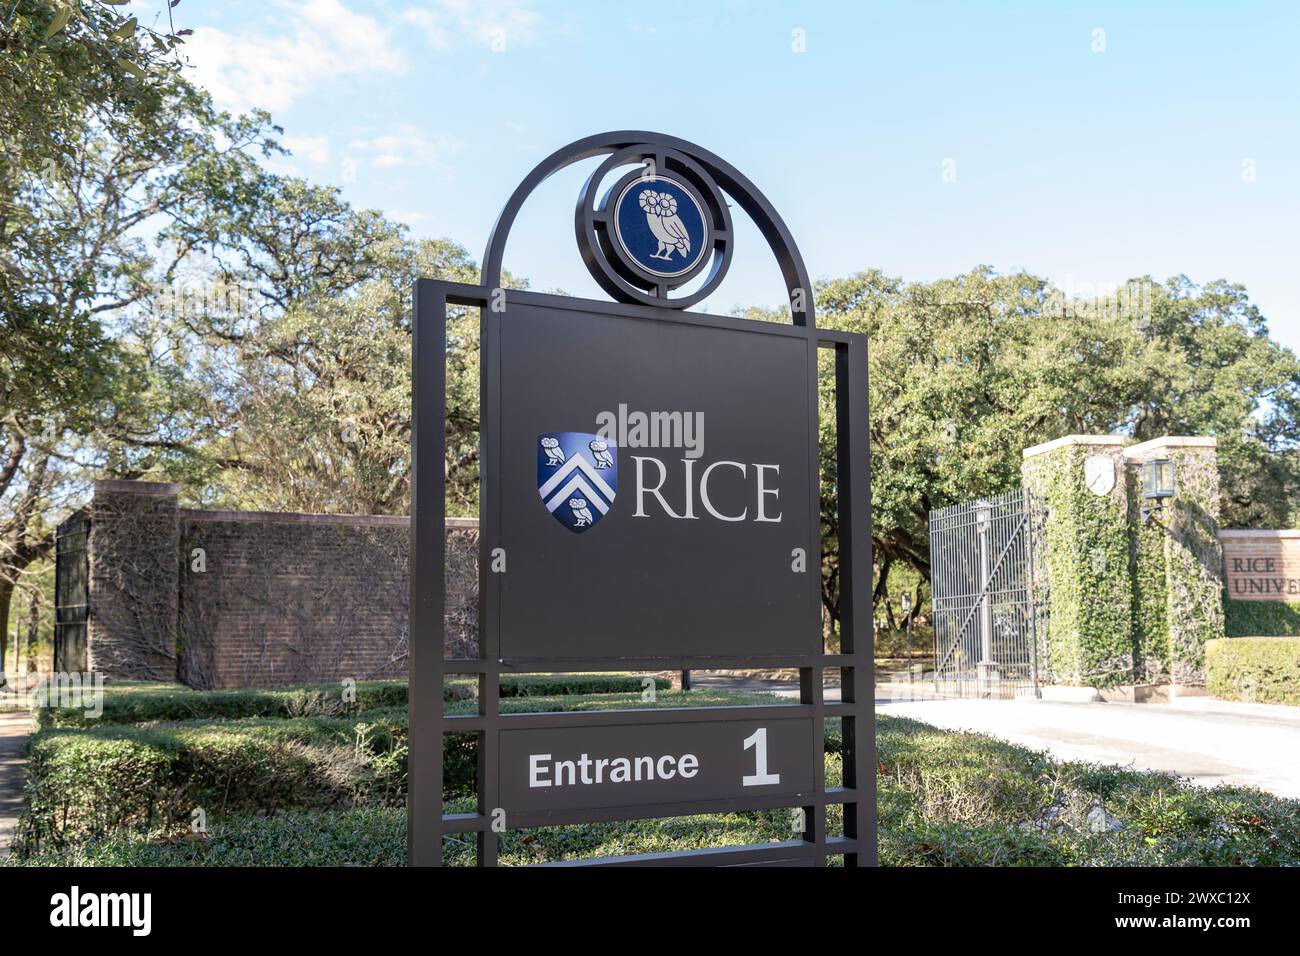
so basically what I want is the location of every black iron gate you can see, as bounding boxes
[928,489,1040,699]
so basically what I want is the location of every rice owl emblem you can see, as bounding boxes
[639,189,690,261]
[536,432,617,534]
[540,435,565,466]
[613,174,707,278]
[569,498,594,527]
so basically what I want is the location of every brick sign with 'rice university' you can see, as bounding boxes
[1219,530,1300,601]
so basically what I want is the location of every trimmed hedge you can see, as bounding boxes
[18,688,777,851]
[33,681,408,730]
[1206,637,1300,706]
[1224,599,1300,638]
[12,713,1300,867]
[445,674,671,701]
[37,674,673,729]
[17,708,410,852]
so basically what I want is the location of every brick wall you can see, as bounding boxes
[88,482,181,681]
[85,481,478,689]
[1219,530,1300,602]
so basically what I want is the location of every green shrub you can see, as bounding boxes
[16,774,1298,868]
[17,708,410,852]
[17,686,1300,867]
[1224,599,1300,637]
[37,674,673,729]
[34,680,409,730]
[20,688,775,848]
[451,687,779,716]
[443,674,671,701]
[1206,637,1300,705]
[506,674,671,697]
[8,809,408,867]
[881,822,1073,867]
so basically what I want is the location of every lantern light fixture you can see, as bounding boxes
[1140,457,1176,523]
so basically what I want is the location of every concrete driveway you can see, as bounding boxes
[688,673,1300,799]
[876,693,1300,799]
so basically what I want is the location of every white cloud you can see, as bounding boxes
[389,209,429,226]
[282,134,332,164]
[401,0,541,51]
[185,0,408,114]
[347,125,461,170]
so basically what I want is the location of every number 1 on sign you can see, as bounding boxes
[742,727,781,786]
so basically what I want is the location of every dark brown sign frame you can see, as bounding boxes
[409,131,875,867]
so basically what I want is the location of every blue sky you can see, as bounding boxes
[144,0,1300,349]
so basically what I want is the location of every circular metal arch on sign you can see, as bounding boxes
[576,145,733,310]
[481,130,816,327]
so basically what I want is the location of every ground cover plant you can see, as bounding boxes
[8,680,1299,867]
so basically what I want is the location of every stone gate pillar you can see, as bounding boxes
[1121,437,1223,687]
[1021,435,1135,688]
[1021,434,1225,693]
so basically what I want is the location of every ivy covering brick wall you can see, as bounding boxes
[80,482,478,689]
[1147,444,1223,684]
[1021,436,1224,689]
[1022,439,1133,687]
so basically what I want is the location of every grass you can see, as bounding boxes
[8,680,1300,867]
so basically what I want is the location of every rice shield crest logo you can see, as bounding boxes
[537,432,617,533]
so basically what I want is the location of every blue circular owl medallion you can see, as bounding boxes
[612,175,709,279]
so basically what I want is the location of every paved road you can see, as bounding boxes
[688,674,1300,799]
[875,694,1300,798]
[0,710,31,857]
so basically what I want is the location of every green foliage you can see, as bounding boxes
[16,707,410,851]
[7,809,408,868]
[1131,473,1171,677]
[1224,599,1300,637]
[160,173,526,517]
[1024,446,1135,687]
[1206,637,1300,706]
[1160,448,1225,683]
[19,685,779,849]
[446,674,672,700]
[788,269,1300,630]
[883,823,1072,867]
[1024,438,1225,687]
[14,707,1300,867]
[0,6,278,668]
[1,1,192,219]
[35,675,674,729]
[872,717,1300,867]
[34,680,409,730]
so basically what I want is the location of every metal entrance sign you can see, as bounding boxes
[496,299,818,661]
[498,713,814,814]
[409,131,875,867]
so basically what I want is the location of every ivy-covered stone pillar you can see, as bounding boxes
[1122,437,1223,687]
[1021,435,1135,688]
